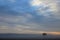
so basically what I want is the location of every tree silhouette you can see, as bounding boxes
[42,33,47,36]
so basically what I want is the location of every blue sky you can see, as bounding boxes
[0,0,60,34]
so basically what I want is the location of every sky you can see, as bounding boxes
[0,0,60,35]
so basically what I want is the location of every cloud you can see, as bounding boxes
[30,0,42,6]
[0,0,60,34]
[30,0,60,19]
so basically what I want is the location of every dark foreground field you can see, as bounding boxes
[0,38,60,40]
[0,33,60,40]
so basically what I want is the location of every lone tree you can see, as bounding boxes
[42,33,47,36]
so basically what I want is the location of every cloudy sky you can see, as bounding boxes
[0,0,60,34]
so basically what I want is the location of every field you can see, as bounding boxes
[0,33,60,40]
[0,38,60,40]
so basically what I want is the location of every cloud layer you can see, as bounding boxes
[0,0,60,34]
